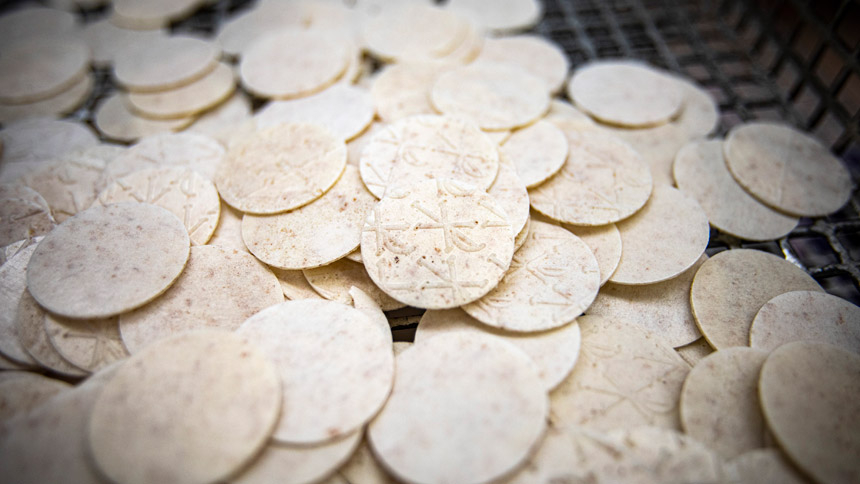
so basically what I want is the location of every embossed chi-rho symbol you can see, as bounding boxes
[363,206,415,256]
[434,122,496,179]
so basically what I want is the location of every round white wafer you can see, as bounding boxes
[502,120,568,188]
[361,179,514,309]
[417,307,581,391]
[446,0,541,33]
[0,241,42,365]
[0,7,77,43]
[303,258,405,311]
[489,154,530,237]
[759,341,860,484]
[255,84,374,141]
[348,286,394,340]
[358,115,500,198]
[431,62,550,130]
[588,255,706,347]
[0,195,54,247]
[610,185,709,285]
[88,330,282,484]
[94,94,194,143]
[484,129,511,145]
[371,62,448,123]
[362,4,467,62]
[564,223,622,286]
[339,439,399,484]
[22,150,105,223]
[187,93,253,147]
[676,337,714,367]
[0,118,97,164]
[119,245,282,353]
[242,165,374,269]
[0,72,93,124]
[126,62,235,120]
[235,431,362,484]
[271,268,324,301]
[80,19,167,67]
[724,122,852,217]
[0,37,90,104]
[113,35,219,92]
[26,202,190,319]
[368,332,547,484]
[674,139,798,241]
[98,167,221,246]
[0,372,70,424]
[15,291,87,377]
[347,122,384,166]
[102,132,225,185]
[550,314,690,430]
[216,123,347,214]
[110,0,203,29]
[725,449,811,484]
[529,126,653,226]
[544,99,595,127]
[216,2,305,58]
[240,29,349,99]
[750,290,860,354]
[474,35,568,93]
[690,249,823,350]
[568,60,684,127]
[237,300,394,444]
[462,221,599,331]
[679,347,768,460]
[44,312,127,372]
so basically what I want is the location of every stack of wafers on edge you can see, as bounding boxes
[0,1,858,484]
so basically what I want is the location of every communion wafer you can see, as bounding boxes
[0,37,90,104]
[119,245,283,354]
[488,154,530,237]
[370,63,447,123]
[0,197,54,247]
[675,337,714,367]
[0,242,42,365]
[186,93,253,147]
[234,431,362,484]
[126,62,235,120]
[360,179,514,309]
[79,18,166,67]
[22,151,105,223]
[0,372,70,424]
[88,330,282,484]
[368,332,547,484]
[216,2,305,58]
[0,118,97,164]
[502,119,568,188]
[348,287,394,340]
[271,268,325,301]
[474,35,568,93]
[303,258,405,311]
[110,0,203,29]
[447,0,542,33]
[255,84,374,141]
[0,6,77,44]
[44,313,127,372]
[94,94,194,142]
[102,132,225,184]
[564,222,622,286]
[26,202,190,319]
[15,290,88,377]
[362,4,466,62]
[0,72,93,124]
[113,35,219,92]
[216,123,346,214]
[725,449,811,484]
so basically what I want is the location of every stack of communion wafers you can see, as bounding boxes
[0,1,858,484]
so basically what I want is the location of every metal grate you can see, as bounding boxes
[3,0,859,303]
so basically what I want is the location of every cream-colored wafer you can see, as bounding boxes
[446,0,541,33]
[187,93,253,148]
[431,62,550,130]
[529,126,652,226]
[484,129,511,145]
[347,122,384,166]
[489,153,530,237]
[475,35,568,93]
[206,201,246,252]
[568,60,684,127]
[361,179,514,309]
[26,202,190,319]
[0,118,97,164]
[0,195,54,247]
[463,220,599,331]
[22,150,105,223]
[217,2,305,57]
[44,312,127,372]
[216,123,347,214]
[271,268,324,301]
[338,439,399,484]
[674,139,798,241]
[358,114,499,198]
[120,245,282,354]
[588,255,706,347]
[80,18,167,67]
[237,300,394,444]
[750,290,860,354]
[502,119,568,188]
[675,337,714,367]
[564,222,622,286]
[435,17,484,64]
[362,4,467,62]
[368,332,547,484]
[126,62,235,120]
[98,167,220,245]
[303,258,405,311]
[759,341,860,484]
[110,0,203,29]
[725,449,812,484]
[234,431,362,484]
[0,7,77,43]
[15,291,87,377]
[544,99,595,127]
[102,132,225,184]
[0,72,93,124]
[724,122,852,217]
[113,35,219,92]
[690,249,823,350]
[242,165,373,269]
[0,183,51,212]
[348,286,393,340]
[0,372,70,423]
[345,249,363,263]
[240,29,349,99]
[255,84,374,141]
[370,62,448,123]
[88,330,282,484]
[94,94,194,143]
[610,185,709,285]
[514,215,530,250]
[550,314,690,430]
[0,241,42,365]
[417,307,581,391]
[0,37,89,104]
[680,347,769,460]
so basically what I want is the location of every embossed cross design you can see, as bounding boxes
[59,320,126,369]
[412,200,486,253]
